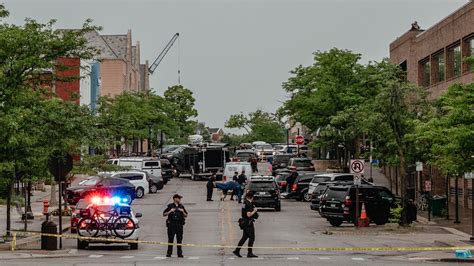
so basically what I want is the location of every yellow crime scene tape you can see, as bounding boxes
[8,230,474,252]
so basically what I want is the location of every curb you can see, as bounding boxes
[430,258,474,263]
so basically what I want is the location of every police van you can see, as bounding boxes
[107,157,162,178]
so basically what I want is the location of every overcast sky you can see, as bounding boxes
[2,0,468,130]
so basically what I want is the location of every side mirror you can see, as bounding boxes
[135,212,143,218]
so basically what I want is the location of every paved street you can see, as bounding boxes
[0,164,467,265]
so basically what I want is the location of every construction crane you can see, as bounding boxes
[148,33,180,82]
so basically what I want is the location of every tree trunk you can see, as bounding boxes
[6,180,11,237]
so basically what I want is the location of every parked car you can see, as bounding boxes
[271,154,293,174]
[319,184,397,227]
[246,176,281,211]
[160,159,173,183]
[310,181,354,212]
[275,145,310,156]
[307,173,356,195]
[65,176,136,206]
[107,157,162,178]
[233,150,257,162]
[286,171,321,202]
[253,143,274,161]
[223,162,252,181]
[76,197,142,250]
[147,173,164,193]
[100,171,150,198]
[287,158,315,172]
[274,170,292,192]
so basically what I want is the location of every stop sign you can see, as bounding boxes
[295,135,304,145]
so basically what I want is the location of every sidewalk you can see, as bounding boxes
[0,185,71,250]
[371,166,473,236]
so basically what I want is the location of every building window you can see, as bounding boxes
[418,59,430,87]
[446,44,461,79]
[464,37,474,72]
[399,60,407,81]
[432,51,445,83]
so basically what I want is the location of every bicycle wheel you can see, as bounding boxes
[77,218,99,237]
[113,216,135,239]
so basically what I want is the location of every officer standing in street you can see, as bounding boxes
[163,194,188,257]
[206,174,216,201]
[236,170,247,203]
[233,191,258,258]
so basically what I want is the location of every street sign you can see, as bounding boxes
[350,159,365,174]
[424,180,432,192]
[295,135,304,145]
[416,161,423,172]
[354,174,362,186]
[48,151,73,182]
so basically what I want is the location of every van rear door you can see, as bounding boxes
[143,161,161,176]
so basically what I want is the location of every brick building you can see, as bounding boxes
[390,0,474,99]
[389,0,473,209]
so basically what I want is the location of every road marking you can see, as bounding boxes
[252,257,264,260]
[120,255,134,259]
[154,256,167,260]
[318,257,331,260]
[188,256,200,260]
[88,254,103,258]
[352,257,365,261]
[287,257,299,260]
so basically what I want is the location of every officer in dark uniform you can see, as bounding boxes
[207,174,216,201]
[163,194,188,257]
[233,191,258,258]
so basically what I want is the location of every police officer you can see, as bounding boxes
[233,191,258,258]
[163,194,188,257]
[236,171,247,203]
[207,174,216,201]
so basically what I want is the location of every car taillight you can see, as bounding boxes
[126,220,134,229]
[291,183,298,191]
[223,176,227,181]
[281,181,287,186]
[344,196,352,206]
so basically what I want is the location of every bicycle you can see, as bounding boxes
[77,204,136,239]
[416,192,430,211]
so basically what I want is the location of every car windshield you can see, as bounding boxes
[249,181,276,189]
[311,176,331,183]
[315,184,329,195]
[293,160,312,167]
[325,188,348,199]
[237,152,254,158]
[79,176,101,186]
[256,144,272,150]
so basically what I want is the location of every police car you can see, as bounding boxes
[76,195,142,250]
[246,176,281,211]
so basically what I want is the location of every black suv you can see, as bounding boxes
[286,171,320,202]
[272,154,293,174]
[310,181,354,212]
[246,176,281,211]
[160,159,173,183]
[319,184,396,227]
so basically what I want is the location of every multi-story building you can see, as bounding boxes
[390,0,474,99]
[389,1,473,209]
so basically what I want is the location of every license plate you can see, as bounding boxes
[331,204,336,207]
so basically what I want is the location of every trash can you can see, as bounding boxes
[431,195,447,217]
[41,220,57,250]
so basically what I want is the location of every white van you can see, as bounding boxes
[223,162,252,182]
[107,157,162,178]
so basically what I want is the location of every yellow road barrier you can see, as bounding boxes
[10,230,474,252]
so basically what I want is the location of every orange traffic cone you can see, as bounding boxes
[358,203,370,227]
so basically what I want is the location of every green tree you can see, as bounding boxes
[225,109,285,143]
[163,85,198,143]
[0,5,99,235]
